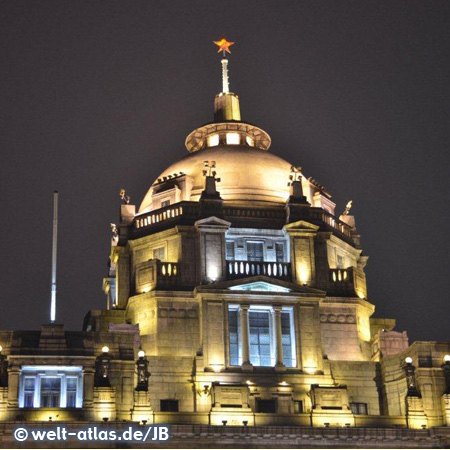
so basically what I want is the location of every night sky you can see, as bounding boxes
[1,1,449,343]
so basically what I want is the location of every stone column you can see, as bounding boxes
[272,306,286,371]
[83,367,95,419]
[7,365,19,408]
[239,305,253,371]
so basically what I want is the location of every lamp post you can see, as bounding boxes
[95,346,112,387]
[135,350,150,392]
[403,357,420,397]
[442,355,450,395]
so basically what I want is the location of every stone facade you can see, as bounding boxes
[0,52,448,449]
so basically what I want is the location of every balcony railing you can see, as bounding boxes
[328,267,366,298]
[134,202,355,245]
[226,260,291,281]
[135,202,199,230]
[136,260,182,293]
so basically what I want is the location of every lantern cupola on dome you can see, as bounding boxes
[185,38,271,153]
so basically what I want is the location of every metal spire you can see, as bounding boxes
[50,191,58,323]
[213,37,235,94]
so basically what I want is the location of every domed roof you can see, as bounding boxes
[139,145,295,213]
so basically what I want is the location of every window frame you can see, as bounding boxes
[19,366,83,409]
[226,305,297,369]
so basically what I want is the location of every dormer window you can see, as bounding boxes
[208,134,219,147]
[226,132,240,145]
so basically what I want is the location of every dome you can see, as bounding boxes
[139,145,295,213]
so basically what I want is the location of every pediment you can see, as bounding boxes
[283,220,320,232]
[194,216,231,230]
[197,275,325,295]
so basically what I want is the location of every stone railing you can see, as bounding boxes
[134,202,199,230]
[328,267,366,298]
[226,260,291,281]
[135,260,181,293]
[134,202,355,245]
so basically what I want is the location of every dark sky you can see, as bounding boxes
[0,1,449,343]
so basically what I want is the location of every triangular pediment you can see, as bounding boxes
[194,216,231,230]
[283,220,320,232]
[196,275,325,296]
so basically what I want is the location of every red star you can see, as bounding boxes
[213,37,235,54]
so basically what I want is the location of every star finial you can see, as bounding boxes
[214,37,235,55]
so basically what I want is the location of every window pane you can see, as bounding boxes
[228,309,239,366]
[41,377,61,408]
[282,311,296,367]
[226,241,235,260]
[247,242,264,262]
[249,311,272,366]
[275,243,284,262]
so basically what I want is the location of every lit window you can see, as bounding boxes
[249,310,272,366]
[228,306,296,368]
[226,133,240,145]
[275,243,284,262]
[228,308,240,366]
[41,377,61,407]
[66,377,78,408]
[247,242,264,262]
[282,310,296,367]
[152,247,166,262]
[23,377,35,408]
[226,241,235,260]
[208,134,219,147]
[246,136,254,147]
[19,366,83,408]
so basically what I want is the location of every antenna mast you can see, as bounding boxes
[50,191,58,323]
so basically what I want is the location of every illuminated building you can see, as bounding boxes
[0,39,449,448]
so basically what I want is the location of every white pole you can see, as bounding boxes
[50,191,58,323]
[221,58,229,93]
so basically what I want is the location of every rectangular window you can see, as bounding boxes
[23,377,35,408]
[40,377,61,408]
[336,254,344,269]
[208,134,219,147]
[227,306,296,368]
[256,399,277,413]
[247,242,264,262]
[19,366,83,409]
[249,311,272,366]
[226,241,235,260]
[228,308,240,366]
[350,402,368,415]
[281,310,296,367]
[152,247,166,262]
[160,399,179,412]
[275,243,284,262]
[226,132,240,145]
[161,199,170,208]
[294,400,304,414]
[66,377,78,408]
